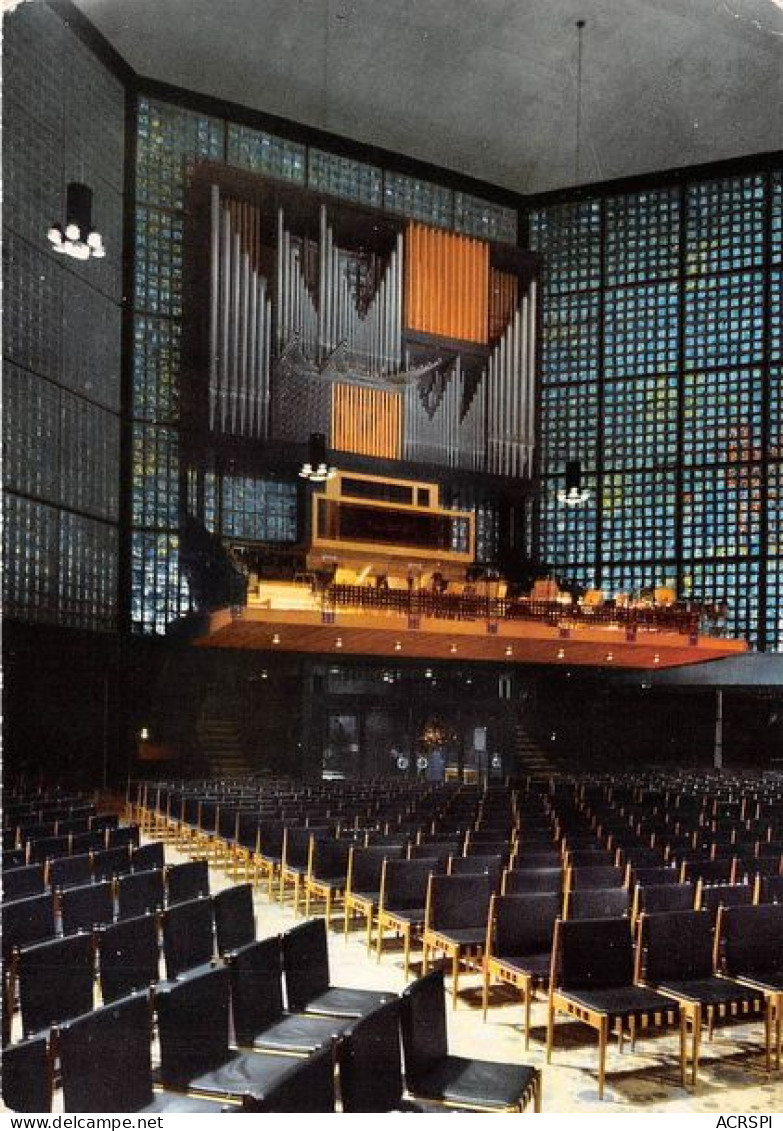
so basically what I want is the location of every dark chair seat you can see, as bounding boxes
[387,906,425,923]
[658,977,766,1008]
[412,1057,539,1109]
[736,972,783,992]
[565,984,681,1021]
[241,1012,344,1053]
[494,951,551,980]
[431,926,485,947]
[172,1050,304,1098]
[141,1094,242,1114]
[300,986,390,1018]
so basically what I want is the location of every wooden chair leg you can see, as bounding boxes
[545,996,555,1063]
[598,1015,609,1101]
[452,951,459,1008]
[524,978,532,1051]
[366,909,374,952]
[765,999,771,1074]
[403,928,411,979]
[692,1005,701,1087]
[707,1005,714,1042]
[680,1012,687,1088]
[481,963,489,1022]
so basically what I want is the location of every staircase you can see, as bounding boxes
[511,711,561,781]
[196,692,252,778]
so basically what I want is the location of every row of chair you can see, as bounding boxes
[2,824,140,873]
[5,966,540,1113]
[2,839,165,904]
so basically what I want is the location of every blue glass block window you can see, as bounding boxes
[134,206,184,318]
[2,495,60,624]
[771,367,783,461]
[131,531,190,634]
[765,561,783,652]
[131,425,180,529]
[220,476,297,542]
[682,368,763,466]
[604,283,679,378]
[474,501,500,564]
[682,559,759,645]
[683,272,764,370]
[137,97,224,210]
[603,375,678,470]
[603,563,675,597]
[226,123,305,183]
[771,270,782,363]
[772,172,782,265]
[530,202,601,294]
[539,383,599,479]
[539,478,598,569]
[308,148,382,206]
[768,462,783,557]
[681,465,762,559]
[2,365,60,500]
[685,176,765,275]
[133,315,182,423]
[601,470,677,563]
[605,189,680,285]
[383,172,453,228]
[58,513,118,631]
[59,393,120,521]
[454,192,518,245]
[539,292,600,385]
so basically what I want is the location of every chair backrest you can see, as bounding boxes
[283,826,317,869]
[161,896,215,979]
[18,932,94,1038]
[61,880,115,935]
[503,867,562,896]
[107,825,141,850]
[717,902,783,978]
[92,845,132,882]
[425,873,491,931]
[281,918,330,1010]
[166,858,210,905]
[58,991,154,1112]
[70,831,106,857]
[256,1043,336,1112]
[567,865,624,891]
[90,815,119,833]
[756,874,783,903]
[681,858,733,884]
[227,935,285,1043]
[1,1034,52,1112]
[98,914,161,1003]
[697,882,753,917]
[492,892,560,957]
[155,965,231,1087]
[117,868,165,920]
[213,883,256,954]
[381,858,441,912]
[639,909,714,983]
[449,854,503,890]
[399,970,448,1092]
[27,835,70,864]
[2,892,56,958]
[309,837,350,882]
[348,844,403,894]
[635,881,695,917]
[409,841,459,864]
[554,917,633,990]
[256,818,285,857]
[3,863,45,901]
[567,886,630,921]
[338,1000,403,1112]
[131,841,165,872]
[48,853,92,891]
[631,866,680,888]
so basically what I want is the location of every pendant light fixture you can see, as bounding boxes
[47,182,105,260]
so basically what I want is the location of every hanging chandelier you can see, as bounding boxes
[47,182,105,260]
[299,432,337,483]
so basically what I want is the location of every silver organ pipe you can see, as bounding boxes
[208,188,272,439]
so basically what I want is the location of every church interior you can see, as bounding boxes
[2,0,783,1114]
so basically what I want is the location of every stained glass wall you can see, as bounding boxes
[131,95,518,632]
[532,169,782,650]
[2,3,124,631]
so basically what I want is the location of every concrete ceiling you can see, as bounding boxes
[72,0,783,194]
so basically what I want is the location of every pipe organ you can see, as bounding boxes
[193,170,538,481]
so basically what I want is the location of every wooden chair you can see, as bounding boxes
[422,873,492,1006]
